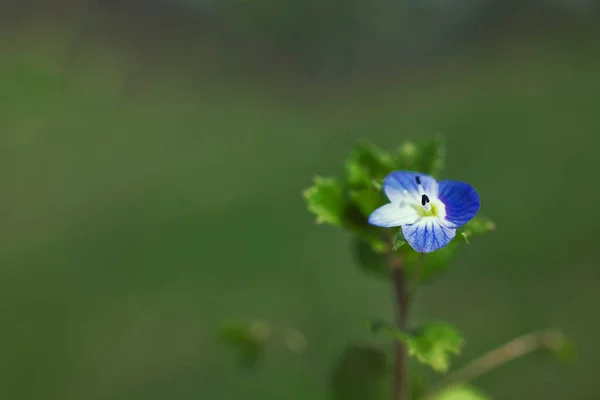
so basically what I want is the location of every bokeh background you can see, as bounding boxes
[1,0,600,399]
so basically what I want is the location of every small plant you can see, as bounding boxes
[302,136,574,400]
[219,135,575,400]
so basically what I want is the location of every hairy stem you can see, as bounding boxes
[423,329,565,399]
[391,255,409,400]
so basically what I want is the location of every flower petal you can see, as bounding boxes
[383,171,438,202]
[368,203,419,228]
[437,180,480,228]
[402,218,456,253]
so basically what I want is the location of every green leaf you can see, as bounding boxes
[330,344,389,400]
[304,176,345,225]
[345,140,394,188]
[433,385,492,400]
[406,322,464,373]
[352,237,389,280]
[341,195,388,253]
[349,186,386,218]
[303,173,388,253]
[370,320,464,373]
[342,203,389,253]
[408,322,464,373]
[346,160,371,189]
[218,320,271,369]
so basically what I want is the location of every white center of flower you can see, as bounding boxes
[410,175,445,219]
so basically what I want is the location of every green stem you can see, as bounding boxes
[408,254,425,299]
[422,329,565,399]
[391,254,409,400]
[390,251,425,400]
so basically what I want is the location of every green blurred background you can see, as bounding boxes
[1,1,600,399]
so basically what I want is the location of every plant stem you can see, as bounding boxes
[408,254,425,299]
[423,329,565,399]
[391,255,409,400]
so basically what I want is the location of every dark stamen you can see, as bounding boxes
[421,194,430,206]
[415,176,421,185]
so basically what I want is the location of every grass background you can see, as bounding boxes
[0,6,599,400]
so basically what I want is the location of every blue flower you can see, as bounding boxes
[368,171,480,253]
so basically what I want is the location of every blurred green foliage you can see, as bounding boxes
[218,320,308,369]
[330,344,389,400]
[0,6,598,400]
[433,385,491,400]
[218,320,271,369]
[304,177,346,226]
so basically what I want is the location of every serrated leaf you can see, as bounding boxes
[352,237,389,280]
[433,385,492,400]
[345,140,395,188]
[304,177,345,226]
[218,321,271,369]
[406,322,464,373]
[330,344,389,400]
[370,320,464,373]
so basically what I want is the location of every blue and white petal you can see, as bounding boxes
[368,203,419,228]
[402,219,457,253]
[383,171,438,202]
[437,180,480,228]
